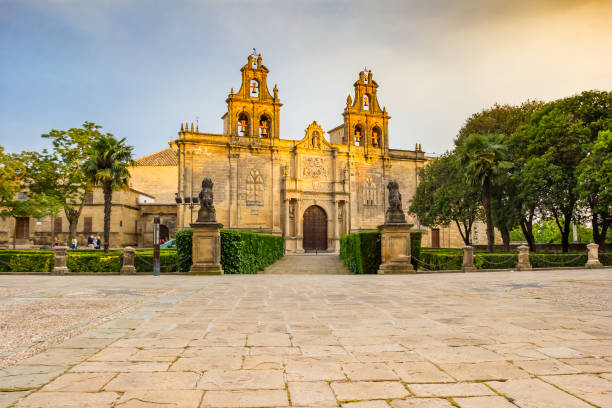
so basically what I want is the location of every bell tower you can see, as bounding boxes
[342,69,390,152]
[222,50,282,140]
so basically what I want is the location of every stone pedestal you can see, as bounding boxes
[516,245,532,270]
[462,246,476,272]
[52,246,69,275]
[189,222,224,275]
[120,247,136,274]
[378,223,415,274]
[586,243,603,268]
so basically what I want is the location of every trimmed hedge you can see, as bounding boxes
[0,249,178,273]
[175,228,284,274]
[340,230,425,274]
[339,231,381,274]
[529,253,588,268]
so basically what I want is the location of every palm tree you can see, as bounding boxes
[83,134,134,252]
[457,133,512,252]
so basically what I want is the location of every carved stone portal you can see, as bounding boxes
[303,157,328,178]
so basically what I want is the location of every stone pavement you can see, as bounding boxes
[0,267,611,407]
[264,254,349,274]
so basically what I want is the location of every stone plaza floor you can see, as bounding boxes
[0,264,611,407]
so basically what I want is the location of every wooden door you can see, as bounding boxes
[303,206,327,251]
[431,228,440,248]
[15,217,29,239]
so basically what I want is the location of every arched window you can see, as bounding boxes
[362,94,369,111]
[371,126,381,147]
[237,113,249,136]
[354,125,363,146]
[259,115,270,138]
[364,177,377,206]
[249,79,259,97]
[246,169,264,205]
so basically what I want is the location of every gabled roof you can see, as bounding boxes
[135,148,178,166]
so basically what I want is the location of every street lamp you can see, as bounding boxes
[175,193,199,225]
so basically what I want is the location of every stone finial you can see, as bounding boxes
[180,123,184,132]
[346,94,352,106]
[384,180,407,224]
[462,246,476,272]
[52,246,69,275]
[190,122,194,132]
[273,84,278,99]
[516,245,531,270]
[120,247,136,274]
[586,243,603,268]
[196,178,217,223]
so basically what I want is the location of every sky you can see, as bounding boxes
[1,0,611,158]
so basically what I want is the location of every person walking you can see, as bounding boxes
[95,236,101,250]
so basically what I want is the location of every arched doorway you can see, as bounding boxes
[160,225,169,242]
[303,206,327,251]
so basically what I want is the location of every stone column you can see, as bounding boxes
[296,199,304,253]
[378,223,415,274]
[283,199,289,237]
[462,246,476,272]
[52,246,69,275]
[120,247,136,274]
[189,222,224,275]
[516,245,531,270]
[586,243,603,268]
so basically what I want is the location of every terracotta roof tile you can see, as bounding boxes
[135,148,178,166]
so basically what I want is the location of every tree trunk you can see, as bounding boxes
[65,201,85,247]
[592,213,601,245]
[561,216,571,253]
[13,218,17,249]
[520,218,536,252]
[483,178,494,252]
[500,226,510,252]
[455,220,470,246]
[103,182,112,253]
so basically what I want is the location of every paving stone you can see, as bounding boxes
[201,390,289,407]
[105,372,199,391]
[560,357,612,373]
[182,346,249,356]
[453,396,516,408]
[242,355,284,370]
[0,365,66,390]
[18,348,97,366]
[342,362,399,380]
[331,381,409,401]
[0,391,31,408]
[389,399,454,407]
[415,346,506,363]
[170,355,242,371]
[513,358,580,375]
[342,401,390,408]
[541,373,612,395]
[247,333,291,347]
[70,361,169,372]
[389,361,455,383]
[285,360,345,381]
[41,372,116,391]
[488,378,594,408]
[437,361,531,381]
[114,390,203,407]
[111,337,190,349]
[14,391,119,407]
[353,351,423,363]
[88,347,140,361]
[249,346,301,355]
[536,347,585,358]
[288,381,337,406]
[196,369,285,390]
[407,382,495,397]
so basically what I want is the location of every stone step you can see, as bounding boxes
[263,254,349,274]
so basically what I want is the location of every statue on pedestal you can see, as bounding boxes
[196,178,216,223]
[385,180,407,224]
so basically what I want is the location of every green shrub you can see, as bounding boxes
[473,253,517,269]
[410,230,423,268]
[418,249,463,270]
[0,251,54,272]
[600,253,612,266]
[529,253,588,268]
[67,252,121,272]
[175,229,193,272]
[175,228,284,274]
[339,231,381,274]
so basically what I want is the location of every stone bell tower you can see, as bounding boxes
[342,69,390,153]
[222,50,282,140]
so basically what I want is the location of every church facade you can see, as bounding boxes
[172,52,435,253]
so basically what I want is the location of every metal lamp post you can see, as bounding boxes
[153,216,160,276]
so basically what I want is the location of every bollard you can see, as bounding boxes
[120,247,136,274]
[516,245,532,270]
[585,243,603,268]
[462,246,476,272]
[52,246,70,275]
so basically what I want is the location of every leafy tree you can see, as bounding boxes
[457,101,543,250]
[83,134,134,252]
[577,130,612,245]
[409,152,481,246]
[0,147,61,247]
[38,122,99,244]
[457,133,512,252]
[516,91,612,252]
